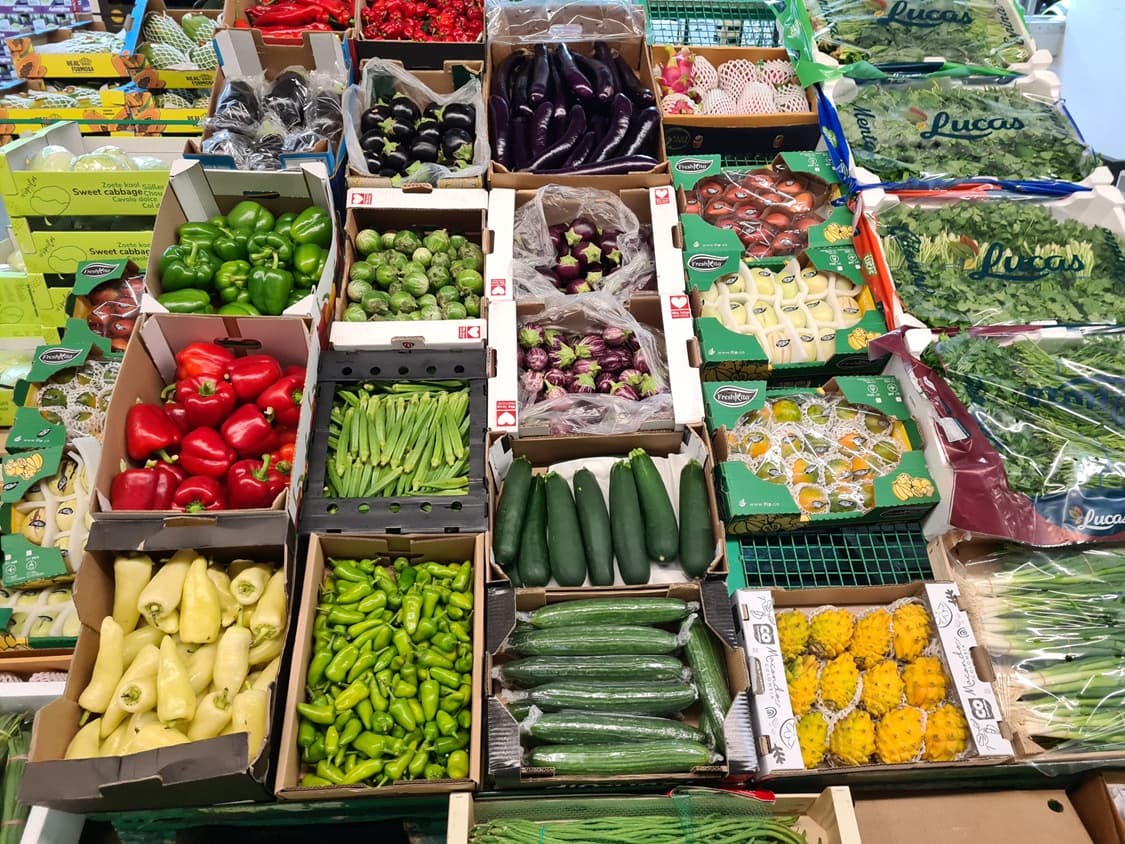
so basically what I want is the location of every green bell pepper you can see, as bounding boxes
[160,243,220,292]
[213,226,253,262]
[248,232,294,267]
[290,206,332,248]
[176,221,220,248]
[215,259,252,303]
[157,289,214,314]
[218,302,261,316]
[227,200,275,233]
[248,258,295,316]
[273,211,298,239]
[293,243,326,286]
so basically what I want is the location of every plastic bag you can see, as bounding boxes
[486,0,645,45]
[343,59,488,184]
[876,198,1125,328]
[511,185,655,298]
[517,294,672,435]
[208,75,265,133]
[262,66,310,131]
[829,74,1096,185]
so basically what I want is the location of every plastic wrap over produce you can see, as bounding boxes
[875,199,1125,327]
[517,295,672,435]
[485,0,646,45]
[828,74,1097,185]
[949,543,1125,757]
[878,327,1125,545]
[511,185,655,298]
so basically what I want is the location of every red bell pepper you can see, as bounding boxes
[284,365,306,378]
[225,354,283,403]
[180,427,237,478]
[110,463,159,510]
[256,373,304,428]
[164,402,191,435]
[172,376,238,430]
[150,459,187,509]
[125,403,182,462]
[220,404,279,458]
[227,455,288,509]
[175,342,235,381]
[172,476,227,512]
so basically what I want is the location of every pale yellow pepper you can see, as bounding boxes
[101,643,161,737]
[122,624,164,667]
[213,625,251,696]
[156,635,196,724]
[179,556,221,644]
[186,642,219,696]
[229,564,272,607]
[111,554,153,634]
[64,719,102,760]
[249,569,286,646]
[188,690,233,741]
[226,688,269,763]
[136,551,193,631]
[206,568,241,627]
[78,616,125,714]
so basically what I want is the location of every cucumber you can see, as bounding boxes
[506,625,678,656]
[517,476,551,587]
[683,616,732,755]
[572,469,613,586]
[628,448,679,562]
[493,456,533,568]
[529,597,690,629]
[528,741,713,775]
[545,472,587,587]
[524,711,708,745]
[500,654,686,688]
[678,460,714,578]
[609,461,650,584]
[527,680,698,715]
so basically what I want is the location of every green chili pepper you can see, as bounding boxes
[388,699,416,731]
[346,651,379,683]
[451,561,472,593]
[325,725,340,756]
[429,666,461,689]
[339,717,362,748]
[307,648,333,688]
[386,591,403,611]
[392,629,413,659]
[348,618,380,637]
[372,646,395,673]
[407,698,425,726]
[337,581,373,605]
[332,561,367,582]
[408,748,429,778]
[371,712,394,734]
[416,649,454,670]
[435,710,457,737]
[457,709,472,730]
[449,591,473,612]
[301,774,332,787]
[447,749,470,779]
[297,720,317,748]
[449,621,471,643]
[412,618,437,643]
[296,702,335,725]
[375,669,393,694]
[327,607,365,626]
[356,698,373,732]
[424,763,445,780]
[303,737,327,764]
[397,566,417,592]
[431,633,456,652]
[421,588,441,620]
[369,679,388,713]
[420,679,440,722]
[334,711,350,731]
[424,563,458,578]
[384,749,412,782]
[392,680,417,699]
[335,678,369,711]
[401,593,423,635]
[325,645,359,684]
[342,757,383,784]
[357,592,387,614]
[399,664,418,686]
[373,568,397,592]
[454,654,473,674]
[440,693,464,714]
[433,732,468,755]
[415,568,431,586]
[422,721,439,743]
[353,731,385,759]
[315,759,346,785]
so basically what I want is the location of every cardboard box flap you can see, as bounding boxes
[169,157,333,211]
[214,28,347,80]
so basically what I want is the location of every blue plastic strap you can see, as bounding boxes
[853,176,1093,198]
[815,84,858,195]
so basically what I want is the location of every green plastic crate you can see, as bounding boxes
[726,523,933,591]
[641,0,778,47]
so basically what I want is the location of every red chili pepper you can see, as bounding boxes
[258,22,335,40]
[171,376,238,430]
[305,0,352,25]
[149,459,187,510]
[256,373,304,428]
[110,463,159,510]
[164,402,191,435]
[172,476,227,513]
[220,404,279,458]
[180,427,237,478]
[125,403,182,462]
[175,342,235,381]
[227,455,288,509]
[246,3,329,26]
[225,354,283,403]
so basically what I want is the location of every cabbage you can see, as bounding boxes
[71,151,136,172]
[26,145,76,172]
[130,155,170,170]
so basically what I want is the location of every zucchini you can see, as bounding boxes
[628,448,679,562]
[683,616,732,755]
[506,625,678,656]
[528,741,713,774]
[678,460,714,578]
[500,654,686,688]
[527,680,698,715]
[572,469,613,586]
[545,472,587,587]
[493,456,532,568]
[609,461,650,584]
[524,710,708,745]
[529,597,689,629]
[517,476,551,587]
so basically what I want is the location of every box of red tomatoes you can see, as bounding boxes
[672,153,854,269]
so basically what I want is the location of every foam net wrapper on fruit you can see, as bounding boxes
[698,258,865,363]
[9,449,91,576]
[0,584,79,648]
[32,359,120,441]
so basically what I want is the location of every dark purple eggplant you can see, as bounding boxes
[556,44,594,100]
[532,155,658,176]
[562,131,596,167]
[381,117,414,143]
[384,147,410,173]
[573,53,614,103]
[530,100,553,158]
[409,137,438,163]
[361,104,391,134]
[441,103,475,133]
[489,95,511,169]
[527,104,586,172]
[493,50,527,100]
[590,92,633,163]
[528,44,549,106]
[441,128,474,163]
[390,95,420,124]
[511,58,533,118]
[510,115,529,171]
[360,131,387,156]
[613,54,655,106]
[620,106,660,158]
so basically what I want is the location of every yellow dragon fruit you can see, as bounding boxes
[830,710,875,766]
[797,712,829,768]
[876,706,925,764]
[860,659,905,718]
[786,655,821,716]
[903,656,948,710]
[924,704,969,762]
[777,609,810,660]
[809,607,854,658]
[850,608,892,667]
[892,603,932,662]
[819,653,859,711]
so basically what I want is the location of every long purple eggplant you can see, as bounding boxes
[556,44,594,100]
[573,53,615,103]
[510,114,530,171]
[489,95,511,168]
[528,44,549,106]
[530,100,553,157]
[563,131,596,167]
[492,50,527,101]
[590,92,633,162]
[527,104,587,172]
[620,106,660,158]
[533,155,659,176]
[595,41,624,95]
[511,59,533,118]
[613,54,655,106]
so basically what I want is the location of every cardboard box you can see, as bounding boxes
[88,313,318,550]
[6,17,133,79]
[10,216,153,275]
[486,425,726,586]
[65,258,143,354]
[124,87,207,136]
[140,157,338,325]
[21,540,292,812]
[0,81,130,143]
[485,186,682,303]
[486,294,703,436]
[0,121,182,217]
[350,1,484,69]
[122,0,219,90]
[854,790,1093,844]
[704,376,940,534]
[275,532,484,799]
[656,46,820,157]
[686,246,889,383]
[330,187,490,351]
[485,577,756,788]
[1072,774,1125,844]
[737,581,1012,777]
[448,787,862,844]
